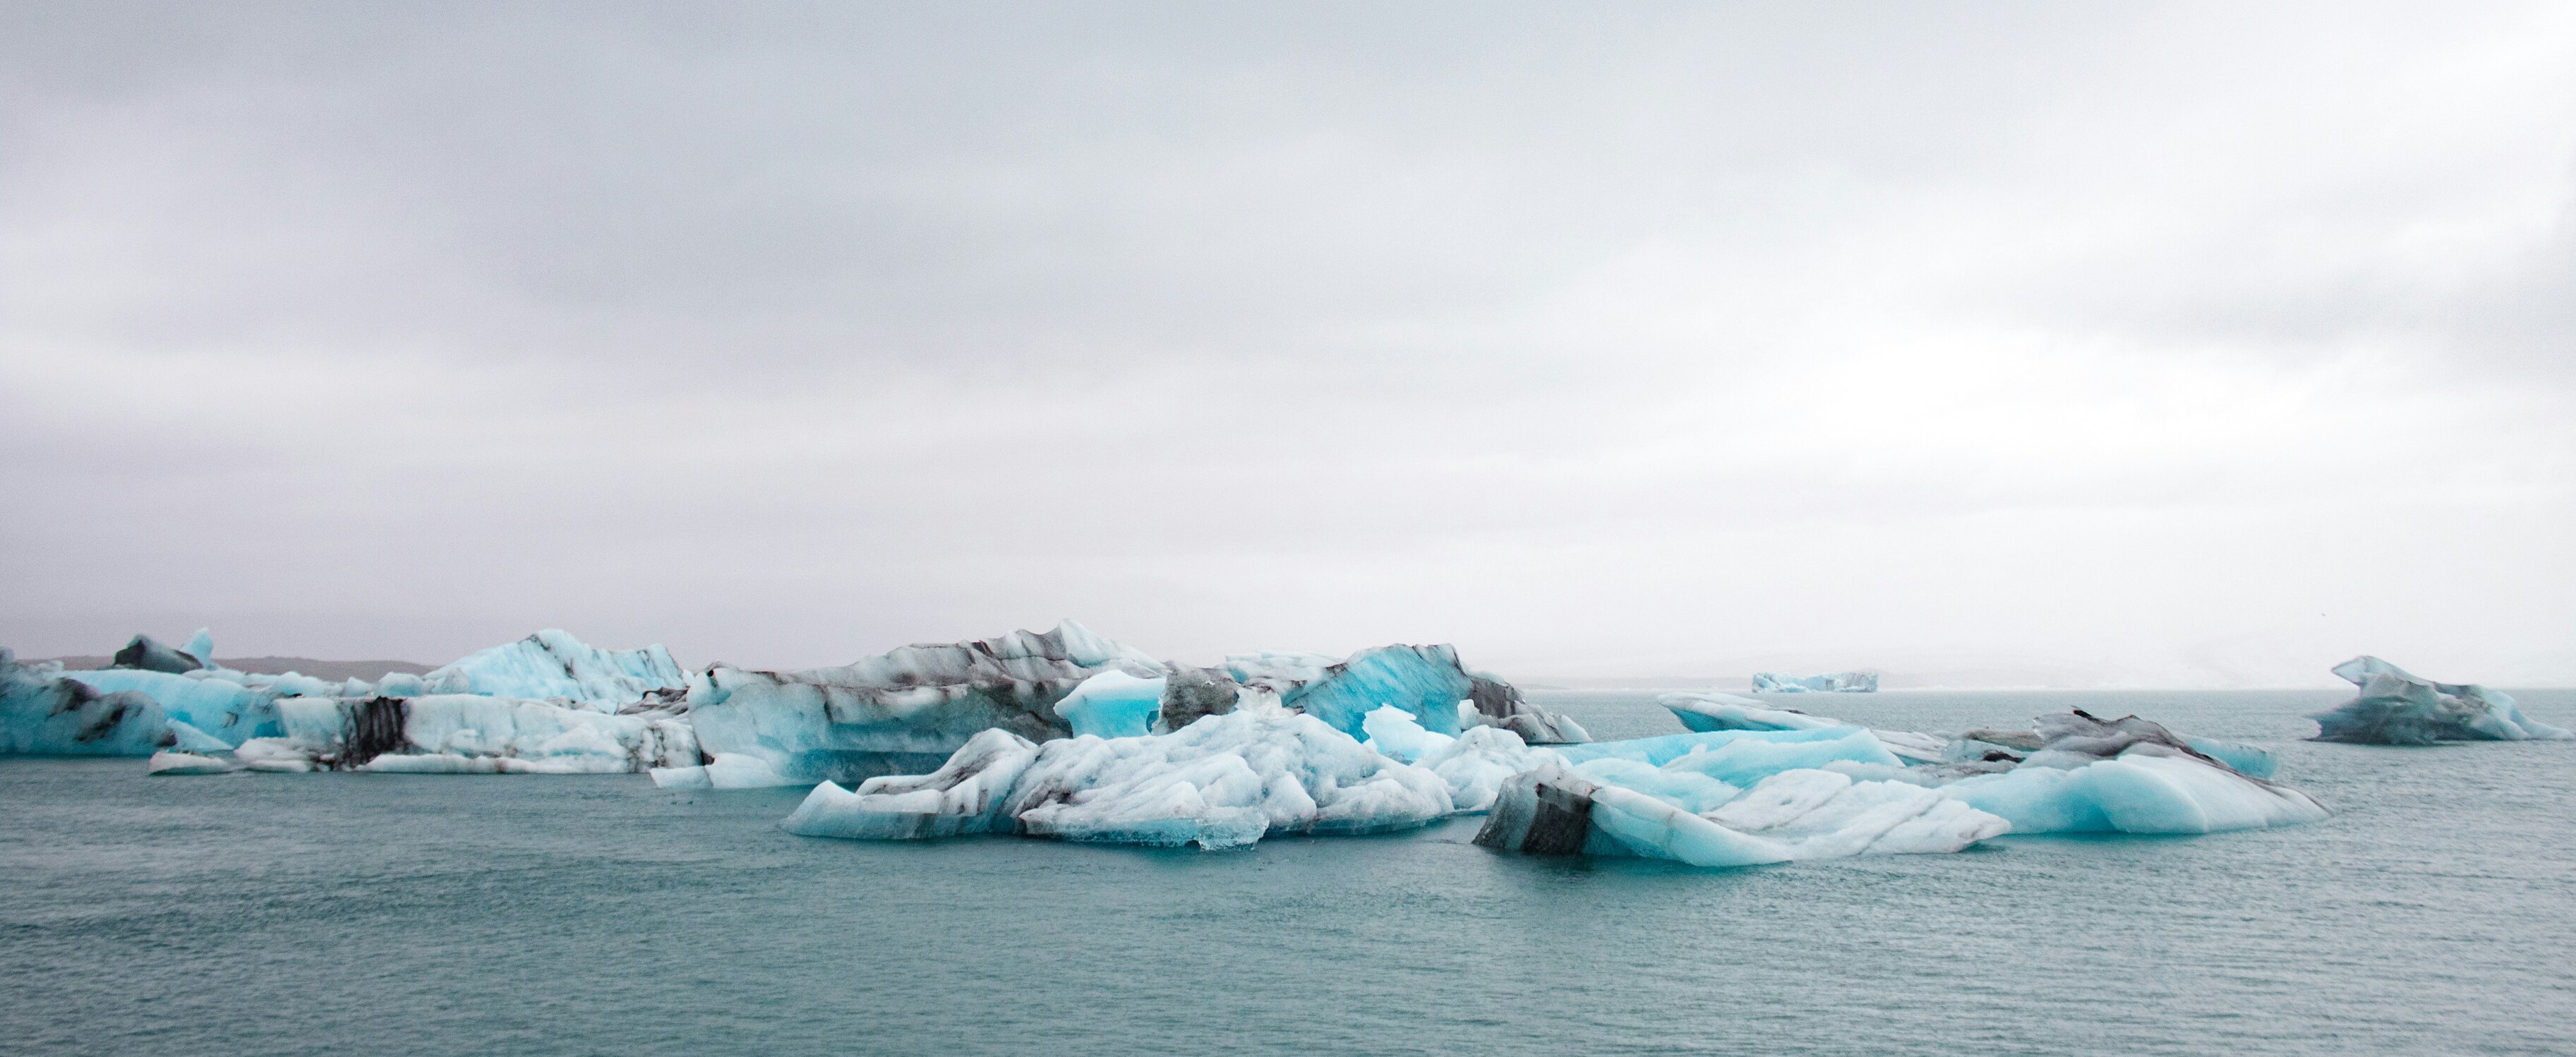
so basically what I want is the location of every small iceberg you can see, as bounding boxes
[2309,656,2570,745]
[1750,671,1878,694]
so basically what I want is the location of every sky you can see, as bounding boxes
[2,2,2571,686]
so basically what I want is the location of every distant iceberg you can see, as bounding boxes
[111,631,212,674]
[4,628,694,768]
[2309,656,2570,745]
[227,693,700,774]
[1750,671,1878,694]
[675,624,1584,788]
[674,621,1170,787]
[417,629,687,710]
[1227,644,1589,745]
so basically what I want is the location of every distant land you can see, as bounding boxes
[34,656,434,681]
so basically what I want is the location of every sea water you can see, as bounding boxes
[3,689,2570,1056]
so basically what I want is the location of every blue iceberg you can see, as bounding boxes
[1227,644,1588,745]
[2309,656,2570,745]
[419,629,687,709]
[677,620,1169,787]
[1659,690,1948,762]
[1,649,178,756]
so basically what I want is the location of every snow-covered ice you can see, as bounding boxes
[2309,656,2570,745]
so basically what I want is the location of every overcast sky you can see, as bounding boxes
[3,2,2571,685]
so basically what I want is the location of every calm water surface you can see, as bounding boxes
[4,689,2572,1056]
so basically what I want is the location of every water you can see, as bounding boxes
[4,689,2572,1056]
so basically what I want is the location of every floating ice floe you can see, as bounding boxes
[2308,656,2570,745]
[1750,671,1879,694]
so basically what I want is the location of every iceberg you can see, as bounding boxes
[1659,691,1946,762]
[112,632,210,674]
[1475,705,2322,866]
[2308,656,2570,745]
[1,649,179,756]
[690,624,1579,787]
[1932,711,2325,834]
[1473,762,2007,868]
[234,694,700,774]
[684,620,1167,786]
[1751,671,1879,694]
[781,705,1456,849]
[418,629,686,709]
[1226,644,1588,744]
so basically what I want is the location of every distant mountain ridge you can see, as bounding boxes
[34,656,434,682]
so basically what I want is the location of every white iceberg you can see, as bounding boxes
[781,706,1456,849]
[1473,762,2006,868]
[234,694,700,774]
[1658,691,1947,762]
[2309,656,2570,745]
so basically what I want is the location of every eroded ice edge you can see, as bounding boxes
[18,627,2500,871]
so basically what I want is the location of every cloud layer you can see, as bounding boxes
[4,2,2571,684]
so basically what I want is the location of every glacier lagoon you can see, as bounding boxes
[4,687,2570,1056]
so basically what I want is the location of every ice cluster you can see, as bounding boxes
[786,682,2323,869]
[4,630,696,775]
[2309,656,2570,745]
[1750,671,1879,693]
[4,623,1587,799]
[4,621,2385,873]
